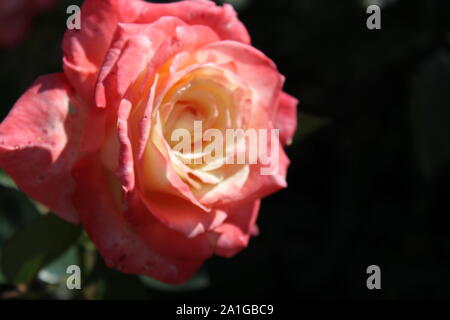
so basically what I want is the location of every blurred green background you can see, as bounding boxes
[1,0,450,299]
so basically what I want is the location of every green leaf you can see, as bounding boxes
[294,111,332,143]
[412,50,450,178]
[0,169,48,214]
[1,214,82,285]
[37,245,79,285]
[0,191,40,243]
[0,182,41,284]
[0,169,17,190]
[139,269,210,292]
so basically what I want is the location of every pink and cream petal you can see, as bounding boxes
[275,92,299,145]
[73,156,205,284]
[0,73,84,223]
[214,199,261,258]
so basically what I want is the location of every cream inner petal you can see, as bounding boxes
[143,63,253,204]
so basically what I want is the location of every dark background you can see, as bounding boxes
[1,0,450,299]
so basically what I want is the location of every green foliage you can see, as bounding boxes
[139,269,210,293]
[0,171,42,287]
[1,214,81,286]
[0,170,17,190]
[37,245,79,285]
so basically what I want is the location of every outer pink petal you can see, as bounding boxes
[116,99,135,191]
[232,141,290,204]
[214,199,261,258]
[72,156,205,284]
[0,73,84,223]
[62,0,143,104]
[136,0,250,44]
[63,0,249,105]
[96,19,220,109]
[276,92,299,145]
[125,190,215,261]
[200,40,285,127]
[140,185,227,239]
[94,19,184,108]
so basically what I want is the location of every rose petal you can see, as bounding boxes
[230,139,290,204]
[98,20,222,195]
[63,0,249,105]
[95,18,187,108]
[276,92,299,145]
[200,40,284,124]
[62,0,140,105]
[140,190,227,239]
[214,199,261,258]
[97,19,222,108]
[125,190,215,260]
[141,113,211,210]
[116,99,135,191]
[73,155,205,284]
[136,0,250,44]
[0,73,83,223]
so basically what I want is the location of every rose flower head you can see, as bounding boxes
[0,0,298,284]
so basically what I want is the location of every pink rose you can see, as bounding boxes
[0,0,297,283]
[0,0,59,48]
